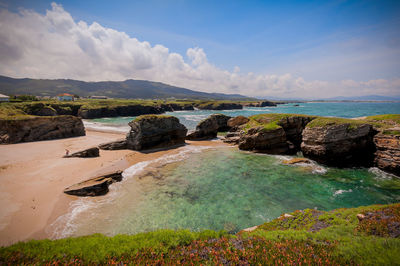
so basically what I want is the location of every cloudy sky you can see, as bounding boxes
[0,0,399,99]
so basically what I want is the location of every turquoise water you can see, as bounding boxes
[86,102,400,131]
[59,102,400,238]
[52,147,400,238]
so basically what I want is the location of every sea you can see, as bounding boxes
[49,102,400,238]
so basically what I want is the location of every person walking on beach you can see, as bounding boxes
[65,149,69,156]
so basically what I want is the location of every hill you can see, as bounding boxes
[0,75,253,100]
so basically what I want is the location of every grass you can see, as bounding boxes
[306,117,369,129]
[242,113,314,133]
[1,203,399,264]
[0,230,226,264]
[134,114,174,122]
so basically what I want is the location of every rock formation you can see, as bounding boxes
[238,126,294,154]
[98,139,128,150]
[64,147,100,158]
[0,115,85,144]
[242,101,277,107]
[36,106,57,116]
[186,114,231,140]
[227,116,249,128]
[236,114,314,154]
[195,102,243,110]
[64,171,123,196]
[373,131,400,176]
[301,121,376,167]
[126,115,187,150]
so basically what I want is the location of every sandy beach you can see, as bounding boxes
[0,129,226,246]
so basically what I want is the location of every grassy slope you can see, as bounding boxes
[243,113,315,132]
[1,203,399,264]
[241,113,400,134]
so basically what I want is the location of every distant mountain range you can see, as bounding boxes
[0,75,253,100]
[322,95,400,101]
[263,95,400,102]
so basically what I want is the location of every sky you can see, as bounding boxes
[0,0,399,99]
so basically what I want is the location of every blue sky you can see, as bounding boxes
[0,0,399,98]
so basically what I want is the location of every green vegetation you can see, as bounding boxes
[134,114,173,122]
[366,114,400,124]
[243,113,314,132]
[2,203,399,264]
[306,117,368,129]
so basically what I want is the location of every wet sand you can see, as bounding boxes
[0,130,226,246]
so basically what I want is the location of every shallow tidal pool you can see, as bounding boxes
[50,146,400,238]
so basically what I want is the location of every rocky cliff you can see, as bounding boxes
[126,115,187,150]
[195,102,243,110]
[236,114,314,154]
[373,131,400,176]
[301,119,376,167]
[0,115,85,144]
[221,113,400,175]
[78,105,165,119]
[242,101,277,107]
[186,114,231,140]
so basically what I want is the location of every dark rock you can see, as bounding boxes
[278,116,315,149]
[222,131,241,144]
[126,115,187,150]
[98,139,128,150]
[186,114,231,140]
[0,115,85,144]
[36,106,57,116]
[301,123,376,167]
[64,171,123,197]
[78,105,164,119]
[64,147,99,158]
[237,115,314,154]
[242,101,277,107]
[373,132,400,176]
[238,127,291,154]
[196,102,243,110]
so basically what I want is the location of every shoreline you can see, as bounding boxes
[0,129,227,246]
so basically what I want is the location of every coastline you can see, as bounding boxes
[0,129,227,246]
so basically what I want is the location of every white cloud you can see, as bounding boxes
[0,3,399,98]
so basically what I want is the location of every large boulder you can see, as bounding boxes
[373,131,400,176]
[186,114,231,140]
[98,139,128,150]
[126,115,187,150]
[301,119,376,167]
[64,171,123,197]
[227,116,249,128]
[0,115,85,144]
[64,147,100,158]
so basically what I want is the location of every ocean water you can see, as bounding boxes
[85,102,400,131]
[50,146,400,239]
[54,102,400,239]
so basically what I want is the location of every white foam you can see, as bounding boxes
[333,189,353,196]
[369,167,398,180]
[83,120,130,133]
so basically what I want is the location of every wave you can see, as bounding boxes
[369,167,398,180]
[47,145,215,239]
[333,189,353,196]
[83,120,130,133]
